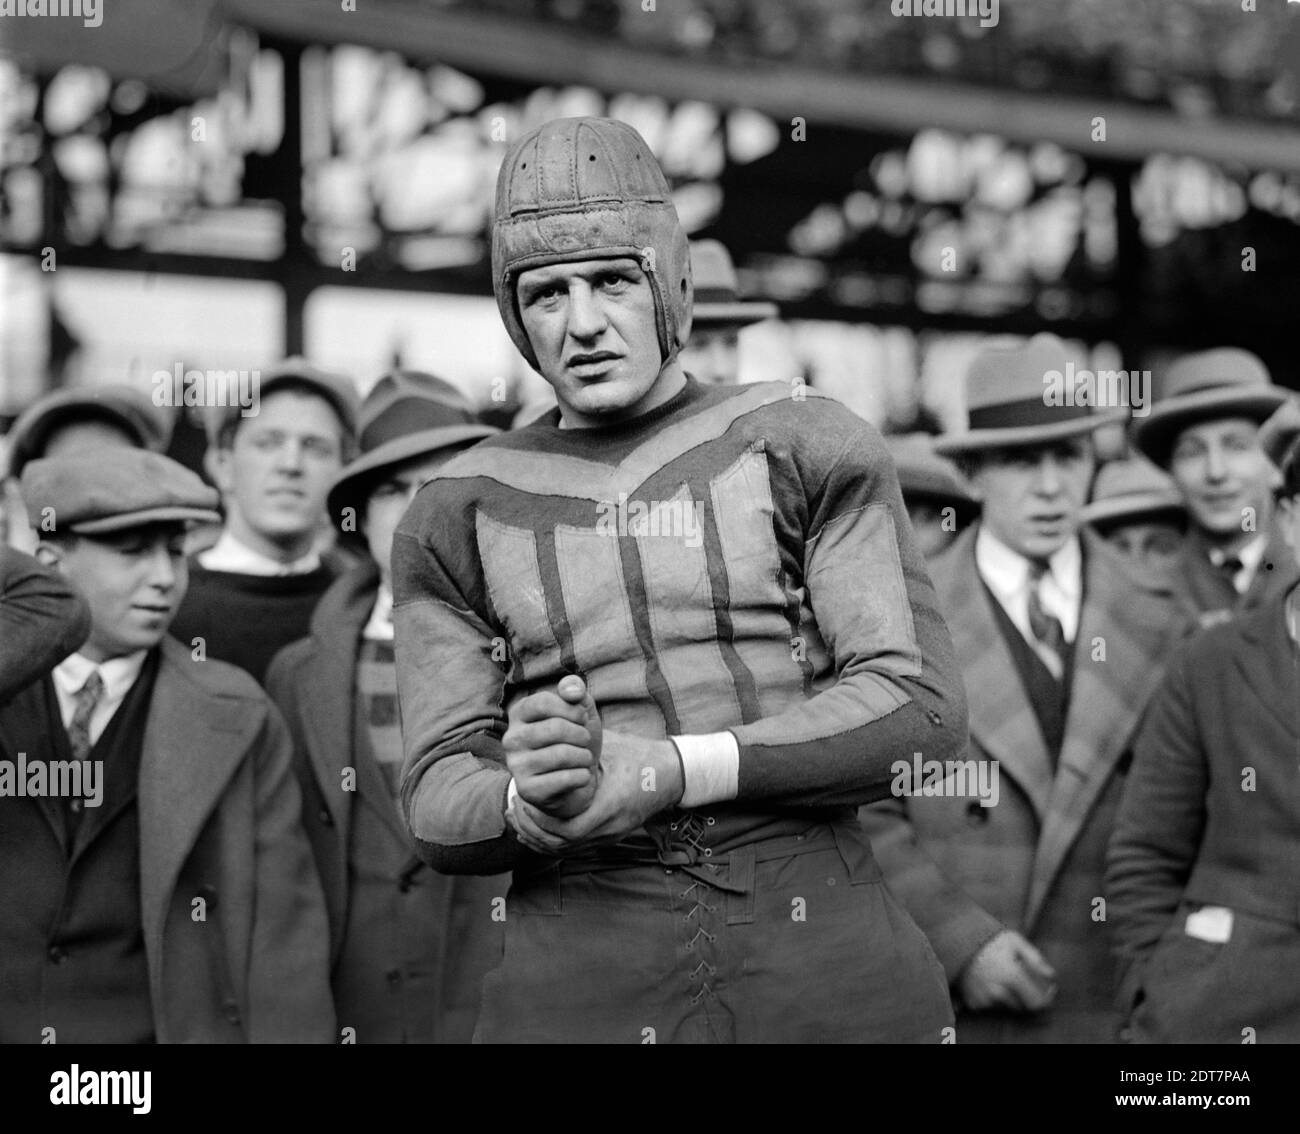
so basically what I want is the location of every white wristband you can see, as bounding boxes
[671,732,740,809]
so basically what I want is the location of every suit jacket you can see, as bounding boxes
[0,548,90,704]
[862,524,1189,1042]
[1173,522,1299,628]
[1106,590,1300,1042]
[265,561,505,1043]
[0,636,334,1042]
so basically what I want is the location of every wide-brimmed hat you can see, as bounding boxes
[886,433,981,523]
[205,357,360,447]
[5,383,172,478]
[327,371,498,530]
[689,240,778,329]
[933,334,1127,455]
[1132,348,1287,469]
[1081,457,1186,528]
[22,448,220,535]
[1258,397,1300,495]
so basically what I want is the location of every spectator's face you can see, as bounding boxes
[906,499,961,559]
[1101,518,1186,573]
[971,437,1094,560]
[43,524,187,662]
[680,326,741,386]
[363,451,456,587]
[1169,417,1275,539]
[43,419,136,459]
[214,391,344,546]
[517,257,666,426]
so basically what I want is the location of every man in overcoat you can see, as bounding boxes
[1106,412,1300,1043]
[862,335,1190,1042]
[0,449,333,1042]
[266,371,504,1043]
[1131,348,1297,628]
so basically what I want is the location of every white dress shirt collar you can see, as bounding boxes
[52,649,148,747]
[1207,532,1268,595]
[198,530,322,577]
[975,524,1083,646]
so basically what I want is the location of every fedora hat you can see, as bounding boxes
[327,371,498,532]
[689,240,778,329]
[1080,457,1185,528]
[933,334,1127,455]
[5,383,172,478]
[886,433,981,524]
[1132,348,1287,469]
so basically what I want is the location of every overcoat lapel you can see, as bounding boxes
[297,565,408,846]
[932,528,1054,818]
[1025,533,1179,928]
[138,639,257,1003]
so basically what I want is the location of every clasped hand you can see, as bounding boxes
[502,675,683,856]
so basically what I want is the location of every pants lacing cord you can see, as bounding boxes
[669,812,717,859]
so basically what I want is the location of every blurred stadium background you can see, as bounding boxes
[2,0,1299,459]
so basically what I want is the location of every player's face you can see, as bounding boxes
[1169,417,1275,540]
[517,258,673,427]
[971,438,1094,560]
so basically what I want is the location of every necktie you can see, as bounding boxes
[64,669,104,838]
[1214,555,1244,596]
[1026,560,1067,680]
[67,669,105,761]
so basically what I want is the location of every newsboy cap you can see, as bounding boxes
[21,449,221,536]
[5,383,171,478]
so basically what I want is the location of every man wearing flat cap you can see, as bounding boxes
[3,383,171,552]
[169,358,360,684]
[0,449,333,1042]
[266,372,504,1043]
[678,239,778,386]
[861,333,1189,1042]
[1107,410,1300,1042]
[392,116,966,1043]
[1133,348,1299,628]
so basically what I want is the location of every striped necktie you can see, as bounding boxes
[1026,559,1067,680]
[67,669,105,762]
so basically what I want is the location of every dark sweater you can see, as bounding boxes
[170,557,342,685]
